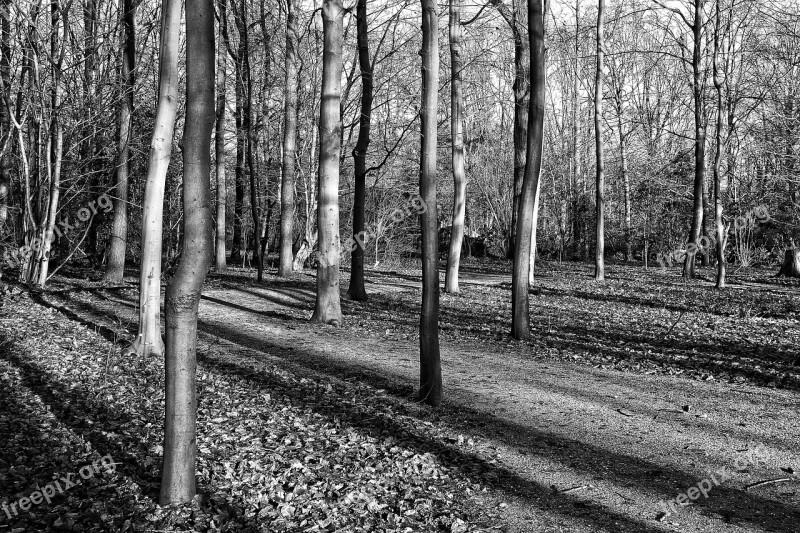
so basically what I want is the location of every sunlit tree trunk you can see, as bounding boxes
[311,0,344,325]
[278,0,299,277]
[347,0,372,300]
[126,0,181,357]
[511,0,544,340]
[105,0,136,282]
[419,0,442,406]
[683,0,706,279]
[161,0,214,504]
[528,175,541,284]
[215,0,228,272]
[36,0,67,286]
[615,92,632,262]
[593,0,605,281]
[445,0,466,294]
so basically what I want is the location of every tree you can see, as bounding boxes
[419,0,442,406]
[161,0,214,504]
[445,0,466,294]
[311,0,344,325]
[278,0,300,277]
[105,0,137,282]
[346,0,372,300]
[0,0,11,233]
[712,0,726,288]
[125,0,182,357]
[215,0,228,273]
[594,0,605,281]
[511,0,544,340]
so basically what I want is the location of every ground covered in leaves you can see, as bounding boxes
[1,259,799,532]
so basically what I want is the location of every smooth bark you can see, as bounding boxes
[511,0,544,340]
[161,0,214,504]
[594,0,605,281]
[215,0,228,272]
[126,0,181,357]
[419,0,442,406]
[445,0,466,294]
[347,0,372,300]
[712,0,726,288]
[105,0,137,282]
[278,0,300,277]
[311,0,344,325]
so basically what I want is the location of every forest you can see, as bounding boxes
[0,0,799,531]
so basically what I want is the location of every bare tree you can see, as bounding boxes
[105,0,137,282]
[593,0,605,281]
[311,0,344,325]
[419,0,442,405]
[215,0,228,272]
[346,0,372,300]
[125,0,182,357]
[278,0,300,277]
[445,0,466,294]
[511,0,544,340]
[161,0,214,504]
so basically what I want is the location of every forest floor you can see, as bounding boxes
[1,258,799,532]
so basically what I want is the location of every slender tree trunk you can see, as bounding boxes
[161,0,214,504]
[231,32,246,264]
[278,0,299,277]
[419,0,442,406]
[616,94,632,262]
[593,0,605,281]
[36,0,66,286]
[311,0,344,325]
[511,0,544,340]
[445,0,466,294]
[713,0,725,288]
[126,0,181,357]
[683,0,706,279]
[347,0,372,300]
[0,0,11,233]
[509,5,529,259]
[105,0,136,282]
[215,0,228,272]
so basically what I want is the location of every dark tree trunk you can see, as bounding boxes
[683,0,706,279]
[161,0,214,504]
[105,0,136,282]
[419,0,442,406]
[347,0,372,301]
[511,0,544,340]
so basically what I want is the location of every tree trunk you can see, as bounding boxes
[0,0,11,233]
[778,248,800,277]
[231,31,246,265]
[616,93,632,262]
[125,0,181,358]
[683,0,706,279]
[511,0,544,340]
[712,0,726,288]
[593,0,605,281]
[419,0,442,406]
[215,0,228,272]
[445,0,466,294]
[105,0,136,282]
[347,0,372,300]
[278,0,299,277]
[36,0,66,286]
[161,0,214,504]
[528,174,541,284]
[311,0,344,326]
[509,6,529,259]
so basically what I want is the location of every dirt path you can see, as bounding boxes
[35,267,800,533]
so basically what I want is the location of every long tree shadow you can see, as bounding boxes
[25,290,800,531]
